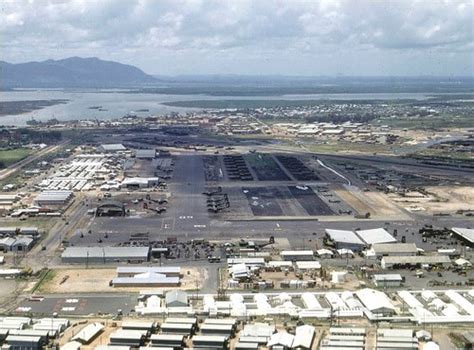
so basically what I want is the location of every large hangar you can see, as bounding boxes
[325,229,365,251]
[355,228,397,245]
[61,247,149,264]
[451,227,474,247]
[96,201,126,217]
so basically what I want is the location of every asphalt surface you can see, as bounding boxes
[17,294,137,316]
[63,150,473,251]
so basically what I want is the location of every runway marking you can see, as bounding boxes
[162,217,175,230]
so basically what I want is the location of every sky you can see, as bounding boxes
[1,0,473,76]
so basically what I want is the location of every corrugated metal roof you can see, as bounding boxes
[62,246,149,259]
[164,317,196,324]
[121,321,155,330]
[192,335,228,343]
[203,319,237,325]
[160,323,193,330]
[6,335,42,343]
[109,329,146,340]
[150,334,184,341]
[382,255,451,265]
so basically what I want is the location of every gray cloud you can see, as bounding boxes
[1,0,473,75]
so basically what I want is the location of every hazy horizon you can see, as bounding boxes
[1,0,473,77]
[3,57,474,79]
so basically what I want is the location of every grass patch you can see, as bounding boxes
[0,148,33,168]
[33,269,56,294]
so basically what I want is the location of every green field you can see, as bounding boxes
[0,148,33,168]
[376,114,474,129]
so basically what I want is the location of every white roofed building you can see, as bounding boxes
[356,228,397,245]
[355,288,396,316]
[372,243,418,257]
[372,274,403,287]
[325,229,365,251]
[98,144,126,153]
[451,227,474,246]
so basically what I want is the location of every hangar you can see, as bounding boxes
[451,227,474,247]
[96,201,126,217]
[355,228,397,245]
[325,229,365,252]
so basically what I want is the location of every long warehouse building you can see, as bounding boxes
[34,191,74,206]
[61,247,150,264]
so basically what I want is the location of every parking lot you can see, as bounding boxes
[245,153,290,181]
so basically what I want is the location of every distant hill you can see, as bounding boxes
[0,57,158,88]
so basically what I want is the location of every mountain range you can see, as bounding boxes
[0,57,158,88]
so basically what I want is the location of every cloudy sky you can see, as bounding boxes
[1,0,473,76]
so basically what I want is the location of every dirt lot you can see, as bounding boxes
[420,186,474,214]
[335,185,411,220]
[38,267,206,293]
